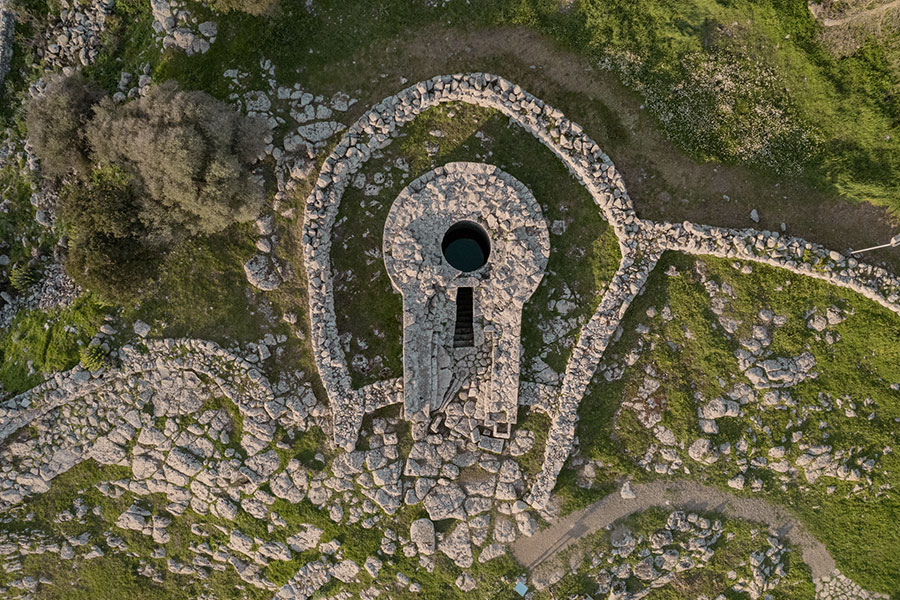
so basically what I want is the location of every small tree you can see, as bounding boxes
[86,81,267,242]
[26,74,102,178]
[60,166,159,303]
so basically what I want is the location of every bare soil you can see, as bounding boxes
[512,478,837,580]
[810,0,900,25]
[811,0,900,56]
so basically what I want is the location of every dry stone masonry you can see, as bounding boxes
[298,72,900,513]
[40,0,113,69]
[0,71,897,599]
[654,221,900,317]
[150,0,216,55]
[0,263,80,331]
[301,72,639,453]
[0,2,13,89]
[0,332,546,598]
[0,337,322,502]
[383,162,549,438]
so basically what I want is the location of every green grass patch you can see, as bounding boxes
[0,294,106,394]
[561,251,900,596]
[124,226,269,344]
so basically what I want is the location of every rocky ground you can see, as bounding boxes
[0,1,898,599]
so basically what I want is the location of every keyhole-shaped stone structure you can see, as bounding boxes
[383,162,550,438]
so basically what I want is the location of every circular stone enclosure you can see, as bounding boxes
[441,220,491,272]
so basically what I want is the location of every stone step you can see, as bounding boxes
[453,287,474,347]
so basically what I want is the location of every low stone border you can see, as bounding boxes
[0,3,14,90]
[0,338,322,510]
[526,242,662,507]
[651,220,900,312]
[527,219,900,509]
[302,72,639,450]
[0,338,280,450]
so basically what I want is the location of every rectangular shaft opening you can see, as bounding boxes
[453,287,474,347]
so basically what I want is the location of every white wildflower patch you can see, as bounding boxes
[602,50,820,173]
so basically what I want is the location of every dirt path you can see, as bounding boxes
[319,26,900,274]
[511,479,836,580]
[810,0,900,26]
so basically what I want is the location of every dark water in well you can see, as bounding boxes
[443,238,487,272]
[441,220,491,272]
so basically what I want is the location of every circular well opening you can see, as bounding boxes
[441,221,491,272]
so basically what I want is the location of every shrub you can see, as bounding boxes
[79,344,108,371]
[60,166,159,303]
[86,81,267,242]
[9,265,38,292]
[25,74,102,178]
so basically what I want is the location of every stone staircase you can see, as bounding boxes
[453,287,474,347]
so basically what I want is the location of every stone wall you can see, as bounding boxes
[300,72,636,451]
[527,219,900,509]
[382,162,549,435]
[299,73,900,511]
[0,337,321,507]
[0,3,14,90]
[654,220,900,312]
[526,245,661,508]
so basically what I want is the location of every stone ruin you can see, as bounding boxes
[383,162,549,438]
[301,72,900,508]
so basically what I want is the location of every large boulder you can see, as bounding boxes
[438,522,473,568]
[423,482,466,521]
[244,254,281,291]
[410,518,435,555]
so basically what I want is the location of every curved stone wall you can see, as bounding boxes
[0,338,319,507]
[299,73,900,511]
[301,72,639,450]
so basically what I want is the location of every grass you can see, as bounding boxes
[490,0,900,212]
[2,438,520,599]
[103,0,900,216]
[0,164,49,283]
[560,251,900,597]
[0,0,49,124]
[121,226,275,345]
[515,407,551,477]
[152,0,499,98]
[537,506,816,600]
[1,0,900,597]
[82,0,160,93]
